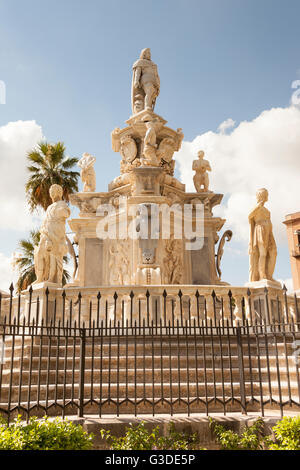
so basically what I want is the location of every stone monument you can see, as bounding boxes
[68,48,232,287]
[17,49,294,330]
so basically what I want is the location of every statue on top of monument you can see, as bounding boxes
[131,48,160,115]
[193,150,212,192]
[142,119,159,166]
[248,188,277,282]
[78,153,96,192]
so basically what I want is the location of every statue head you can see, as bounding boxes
[198,150,205,159]
[256,188,268,204]
[49,184,63,202]
[140,48,151,60]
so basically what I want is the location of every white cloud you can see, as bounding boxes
[218,118,235,134]
[0,252,17,292]
[175,105,300,245]
[0,120,44,231]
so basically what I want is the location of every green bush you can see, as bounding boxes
[160,422,201,450]
[209,418,265,450]
[0,416,94,450]
[100,421,204,450]
[267,416,300,450]
[210,416,300,451]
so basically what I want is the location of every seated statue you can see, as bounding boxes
[248,188,277,282]
[33,184,71,285]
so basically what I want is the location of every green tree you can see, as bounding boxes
[25,141,79,211]
[14,230,70,293]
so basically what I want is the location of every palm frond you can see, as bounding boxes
[16,266,36,292]
[61,157,79,169]
[25,140,79,212]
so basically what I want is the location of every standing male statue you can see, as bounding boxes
[131,48,160,114]
[248,188,277,282]
[33,184,71,285]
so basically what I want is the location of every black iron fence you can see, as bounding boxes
[0,285,300,422]
[0,317,300,422]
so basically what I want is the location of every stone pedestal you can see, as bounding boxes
[245,281,284,324]
[245,279,282,289]
[23,283,64,324]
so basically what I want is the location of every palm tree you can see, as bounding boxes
[16,141,78,290]
[25,141,79,211]
[13,230,70,292]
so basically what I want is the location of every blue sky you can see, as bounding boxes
[0,0,300,289]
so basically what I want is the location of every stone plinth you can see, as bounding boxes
[23,283,64,324]
[131,166,163,196]
[245,279,282,289]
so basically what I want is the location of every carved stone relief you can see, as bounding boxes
[108,239,131,285]
[163,239,183,284]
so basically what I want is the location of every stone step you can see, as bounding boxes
[2,334,297,356]
[2,339,296,357]
[0,381,299,403]
[1,366,298,386]
[4,354,299,371]
[0,399,260,416]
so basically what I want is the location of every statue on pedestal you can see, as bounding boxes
[193,150,211,192]
[33,184,70,285]
[248,188,277,282]
[142,120,159,166]
[78,153,96,192]
[132,48,160,114]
